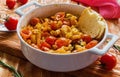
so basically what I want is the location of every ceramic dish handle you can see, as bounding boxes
[15,1,40,16]
[90,33,119,55]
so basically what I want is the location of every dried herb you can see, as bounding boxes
[0,60,23,77]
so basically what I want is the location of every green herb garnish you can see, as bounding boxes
[0,60,23,77]
[113,45,120,51]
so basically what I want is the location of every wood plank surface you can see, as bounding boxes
[0,0,120,77]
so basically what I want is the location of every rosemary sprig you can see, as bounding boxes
[106,40,120,52]
[0,60,23,77]
[113,44,120,51]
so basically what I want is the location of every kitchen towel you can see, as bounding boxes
[72,0,120,19]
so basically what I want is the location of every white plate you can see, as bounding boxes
[0,24,16,32]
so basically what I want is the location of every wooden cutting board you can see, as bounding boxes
[0,0,120,77]
[0,20,120,77]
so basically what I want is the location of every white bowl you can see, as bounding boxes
[16,1,119,72]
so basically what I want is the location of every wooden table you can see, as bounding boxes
[0,0,120,77]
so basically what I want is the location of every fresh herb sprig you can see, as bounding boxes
[113,44,120,51]
[106,40,120,52]
[0,60,23,77]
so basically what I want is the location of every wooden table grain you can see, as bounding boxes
[0,0,120,77]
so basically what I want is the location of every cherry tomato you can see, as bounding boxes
[100,53,117,70]
[63,19,70,26]
[81,34,92,43]
[18,0,28,4]
[55,38,71,48]
[85,40,98,49]
[6,0,16,9]
[39,42,51,51]
[55,12,65,21]
[20,29,32,39]
[4,17,18,30]
[41,32,50,38]
[45,36,57,45]
[30,17,40,26]
[50,21,58,30]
